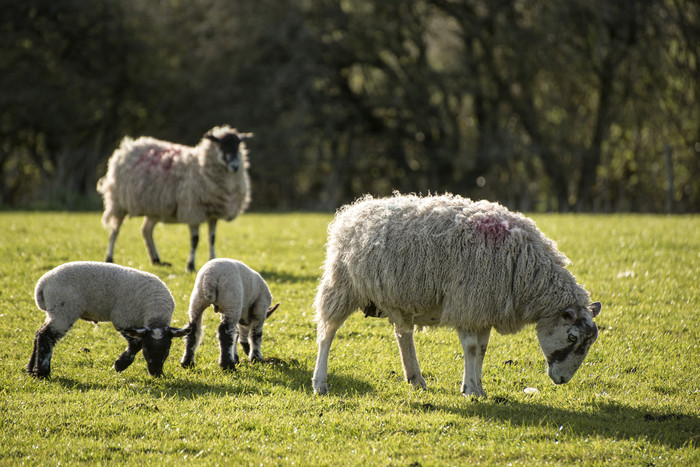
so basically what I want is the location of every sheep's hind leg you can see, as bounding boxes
[181,309,205,368]
[207,219,217,261]
[312,318,346,395]
[142,217,170,266]
[114,334,143,372]
[394,324,427,390]
[217,314,240,371]
[105,215,124,263]
[457,328,489,399]
[186,224,199,272]
[29,322,66,378]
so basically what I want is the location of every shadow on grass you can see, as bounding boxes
[410,398,700,449]
[258,268,320,285]
[45,353,372,399]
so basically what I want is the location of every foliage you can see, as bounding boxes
[0,211,698,464]
[1,0,699,212]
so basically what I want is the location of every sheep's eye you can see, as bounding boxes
[567,334,578,343]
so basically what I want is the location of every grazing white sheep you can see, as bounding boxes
[312,193,602,398]
[181,259,279,370]
[97,125,253,272]
[28,261,189,378]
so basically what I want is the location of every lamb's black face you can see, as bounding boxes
[140,328,174,377]
[139,327,190,377]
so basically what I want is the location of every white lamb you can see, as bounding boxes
[97,125,253,272]
[312,193,602,398]
[180,259,279,370]
[28,261,189,378]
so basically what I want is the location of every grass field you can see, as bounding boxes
[0,211,698,465]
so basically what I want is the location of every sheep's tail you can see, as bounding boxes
[266,302,280,318]
[96,174,122,230]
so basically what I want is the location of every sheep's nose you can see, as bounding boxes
[228,160,241,172]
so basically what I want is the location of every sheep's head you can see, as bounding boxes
[122,326,190,377]
[535,302,601,385]
[205,127,253,173]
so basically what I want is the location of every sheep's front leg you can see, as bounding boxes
[142,217,169,266]
[28,322,66,378]
[457,328,490,398]
[246,324,264,362]
[217,315,240,371]
[237,323,251,359]
[207,219,217,261]
[475,328,491,396]
[114,334,143,372]
[394,323,427,390]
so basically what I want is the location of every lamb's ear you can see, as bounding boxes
[122,327,148,339]
[266,302,280,318]
[588,302,602,318]
[168,327,191,338]
[238,132,254,140]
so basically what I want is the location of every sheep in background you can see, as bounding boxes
[97,125,253,272]
[312,193,602,398]
[181,259,279,371]
[29,261,189,378]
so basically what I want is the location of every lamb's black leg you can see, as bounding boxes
[181,318,203,368]
[114,336,142,372]
[239,333,251,360]
[30,324,65,378]
[217,318,238,371]
[248,327,264,362]
[28,333,39,374]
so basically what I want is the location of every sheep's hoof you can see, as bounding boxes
[249,354,263,363]
[312,380,328,395]
[408,375,427,390]
[220,360,237,372]
[461,385,487,400]
[153,259,172,267]
[181,359,195,369]
[114,360,133,372]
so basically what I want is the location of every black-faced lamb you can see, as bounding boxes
[97,125,253,272]
[180,259,279,371]
[312,193,602,398]
[28,261,189,378]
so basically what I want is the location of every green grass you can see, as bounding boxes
[1,212,698,465]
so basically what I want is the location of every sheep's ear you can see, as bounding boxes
[122,327,148,339]
[266,302,280,318]
[169,327,190,338]
[239,132,254,140]
[560,309,576,323]
[588,302,602,318]
[205,132,220,143]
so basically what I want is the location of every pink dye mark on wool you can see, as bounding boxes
[132,145,180,172]
[473,216,510,242]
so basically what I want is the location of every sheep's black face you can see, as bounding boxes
[140,327,190,377]
[536,302,601,384]
[209,133,242,172]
